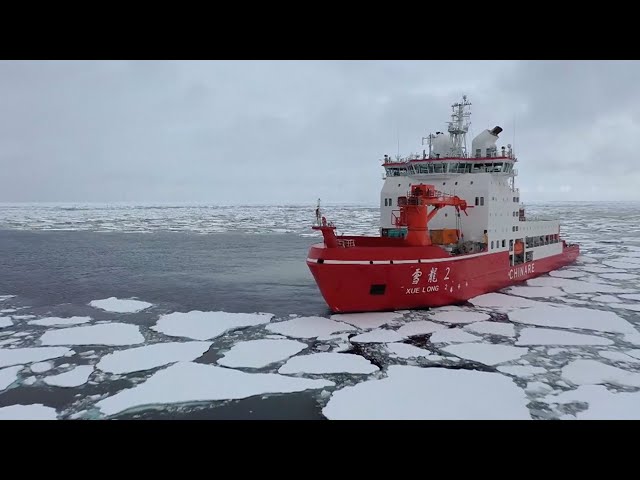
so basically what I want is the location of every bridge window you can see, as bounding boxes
[480,197,485,206]
[491,241,494,249]
[502,239,506,248]
[475,197,479,206]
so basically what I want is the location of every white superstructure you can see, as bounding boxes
[379,96,562,267]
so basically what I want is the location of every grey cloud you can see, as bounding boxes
[1,60,639,203]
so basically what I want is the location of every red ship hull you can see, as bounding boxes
[307,241,580,313]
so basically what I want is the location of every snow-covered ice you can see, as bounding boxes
[598,351,640,363]
[30,362,53,373]
[610,303,640,312]
[96,362,334,416]
[0,404,57,420]
[591,295,622,304]
[350,329,404,343]
[549,270,586,279]
[28,316,92,327]
[497,365,547,377]
[0,318,12,329]
[89,297,153,313]
[469,293,540,309]
[508,304,636,335]
[278,352,379,375]
[525,382,553,395]
[153,311,274,341]
[266,316,355,339]
[0,295,15,302]
[516,328,614,346]
[562,359,640,388]
[97,342,213,374]
[397,320,446,337]
[40,323,144,346]
[330,312,401,330]
[505,286,567,298]
[385,342,435,359]
[0,347,72,368]
[599,273,639,280]
[619,294,640,301]
[442,343,528,366]
[526,276,631,294]
[0,366,22,391]
[429,329,482,344]
[44,366,94,387]
[428,310,491,324]
[322,365,531,419]
[217,339,307,368]
[464,321,515,337]
[544,385,640,420]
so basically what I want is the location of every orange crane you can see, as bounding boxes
[394,184,469,246]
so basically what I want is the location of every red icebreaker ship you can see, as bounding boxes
[307,95,579,313]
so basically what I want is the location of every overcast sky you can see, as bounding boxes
[1,60,639,204]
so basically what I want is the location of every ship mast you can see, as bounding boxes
[447,95,472,158]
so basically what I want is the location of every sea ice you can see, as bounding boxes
[96,362,334,416]
[217,339,307,368]
[278,352,379,375]
[153,311,274,341]
[322,366,530,420]
[97,342,213,374]
[40,323,144,346]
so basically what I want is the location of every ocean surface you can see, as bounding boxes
[1,201,640,420]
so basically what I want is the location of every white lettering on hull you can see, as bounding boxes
[405,285,440,295]
[508,262,535,280]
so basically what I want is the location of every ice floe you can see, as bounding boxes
[278,352,379,375]
[322,365,531,419]
[626,349,640,359]
[603,260,640,270]
[590,295,622,303]
[504,286,567,298]
[40,323,144,346]
[599,273,639,281]
[0,347,72,368]
[610,304,640,312]
[442,343,528,366]
[153,311,274,341]
[549,270,586,279]
[562,359,640,387]
[89,297,153,313]
[516,328,614,346]
[428,311,491,324]
[30,362,53,373]
[96,362,334,417]
[0,318,12,329]
[330,312,401,330]
[350,329,404,343]
[464,321,515,337]
[619,294,640,301]
[544,385,640,419]
[97,341,213,374]
[598,351,640,363]
[526,276,631,294]
[44,366,94,387]
[28,316,92,327]
[0,366,22,391]
[429,329,482,344]
[385,343,436,359]
[0,295,15,302]
[497,365,547,377]
[10,315,36,320]
[525,381,553,395]
[217,339,307,369]
[0,404,58,420]
[469,293,540,309]
[507,304,637,335]
[265,316,354,339]
[397,320,446,337]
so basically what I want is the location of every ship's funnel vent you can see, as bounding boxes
[490,126,503,136]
